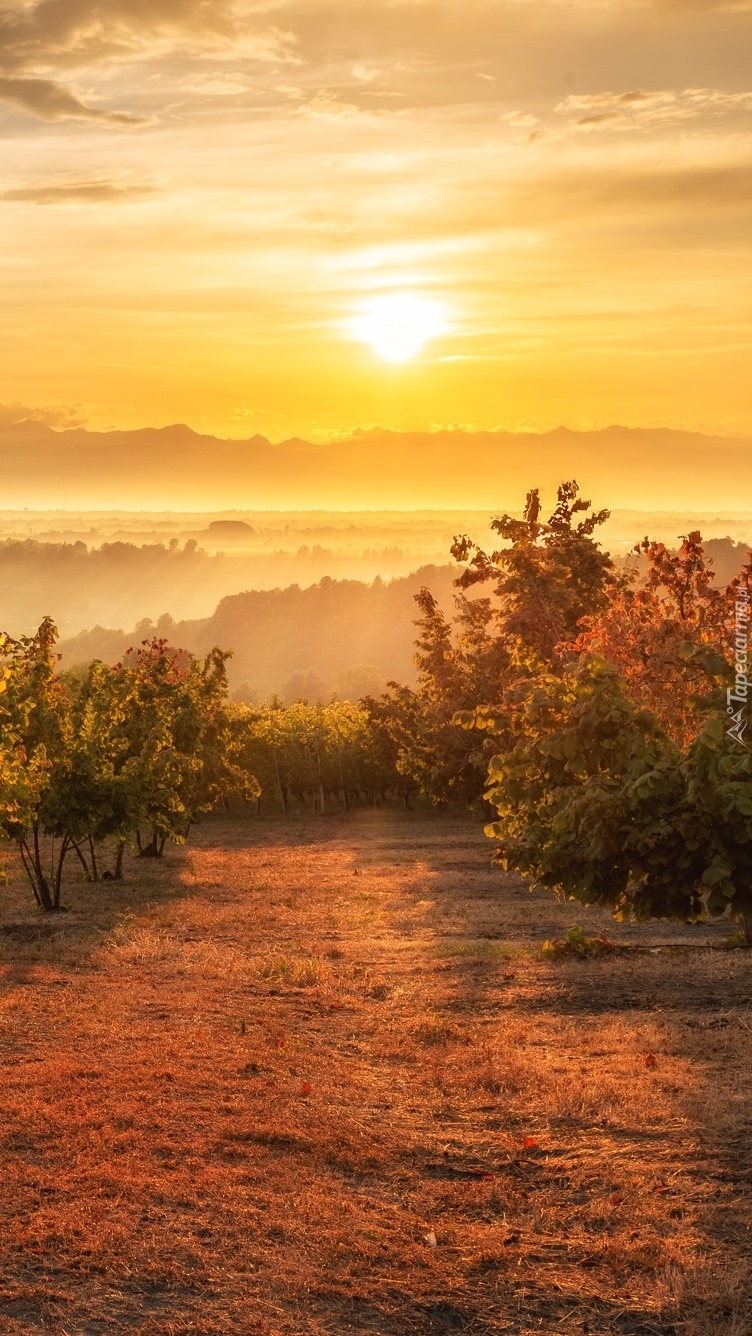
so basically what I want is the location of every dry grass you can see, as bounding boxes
[0,809,750,1335]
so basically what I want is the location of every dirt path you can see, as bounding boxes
[0,811,750,1335]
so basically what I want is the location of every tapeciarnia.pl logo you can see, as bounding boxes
[727,580,750,748]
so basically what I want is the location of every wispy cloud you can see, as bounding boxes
[0,0,298,69]
[651,1,752,11]
[0,175,154,202]
[556,87,752,130]
[298,89,371,120]
[0,0,297,123]
[0,399,85,428]
[0,75,146,122]
[0,0,239,70]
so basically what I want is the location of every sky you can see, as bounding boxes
[1,0,752,445]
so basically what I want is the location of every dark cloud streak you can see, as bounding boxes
[0,75,146,122]
[0,0,239,70]
[0,177,154,201]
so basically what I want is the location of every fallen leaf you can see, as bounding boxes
[424,1231,437,1247]
[299,1083,313,1096]
[644,1053,657,1068]
[609,1193,623,1206]
[522,1136,539,1149]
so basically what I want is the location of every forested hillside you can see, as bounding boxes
[0,536,458,637]
[57,565,460,700]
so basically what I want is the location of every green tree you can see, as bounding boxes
[376,482,615,806]
[451,481,615,663]
[1,626,259,908]
[104,640,258,858]
[475,655,752,937]
[372,590,501,805]
[0,619,70,909]
[235,699,404,813]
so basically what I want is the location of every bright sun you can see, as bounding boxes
[348,293,447,363]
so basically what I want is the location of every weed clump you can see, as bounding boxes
[257,950,332,988]
[541,923,618,960]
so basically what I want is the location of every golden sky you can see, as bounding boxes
[1,0,752,442]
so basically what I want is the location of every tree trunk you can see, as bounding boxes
[53,835,71,908]
[338,752,348,811]
[137,827,161,858]
[87,835,99,883]
[272,751,287,814]
[18,829,55,912]
[114,840,126,880]
[71,839,92,879]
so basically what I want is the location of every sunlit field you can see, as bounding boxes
[1,810,749,1336]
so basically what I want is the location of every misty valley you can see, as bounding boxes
[2,506,751,706]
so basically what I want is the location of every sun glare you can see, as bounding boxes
[348,293,447,363]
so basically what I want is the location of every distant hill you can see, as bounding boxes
[2,419,752,510]
[57,565,461,700]
[204,520,256,538]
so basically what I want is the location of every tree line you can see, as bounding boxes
[0,624,412,909]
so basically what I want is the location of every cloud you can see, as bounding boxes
[0,400,85,428]
[652,1,752,10]
[511,160,752,235]
[0,0,238,69]
[0,0,295,71]
[0,1,298,123]
[556,87,752,130]
[501,109,540,129]
[0,176,153,202]
[0,75,147,122]
[298,89,369,120]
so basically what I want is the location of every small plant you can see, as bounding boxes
[541,924,618,960]
[108,917,179,964]
[257,950,332,988]
[411,1013,463,1045]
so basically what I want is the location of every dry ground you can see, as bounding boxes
[0,809,750,1336]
